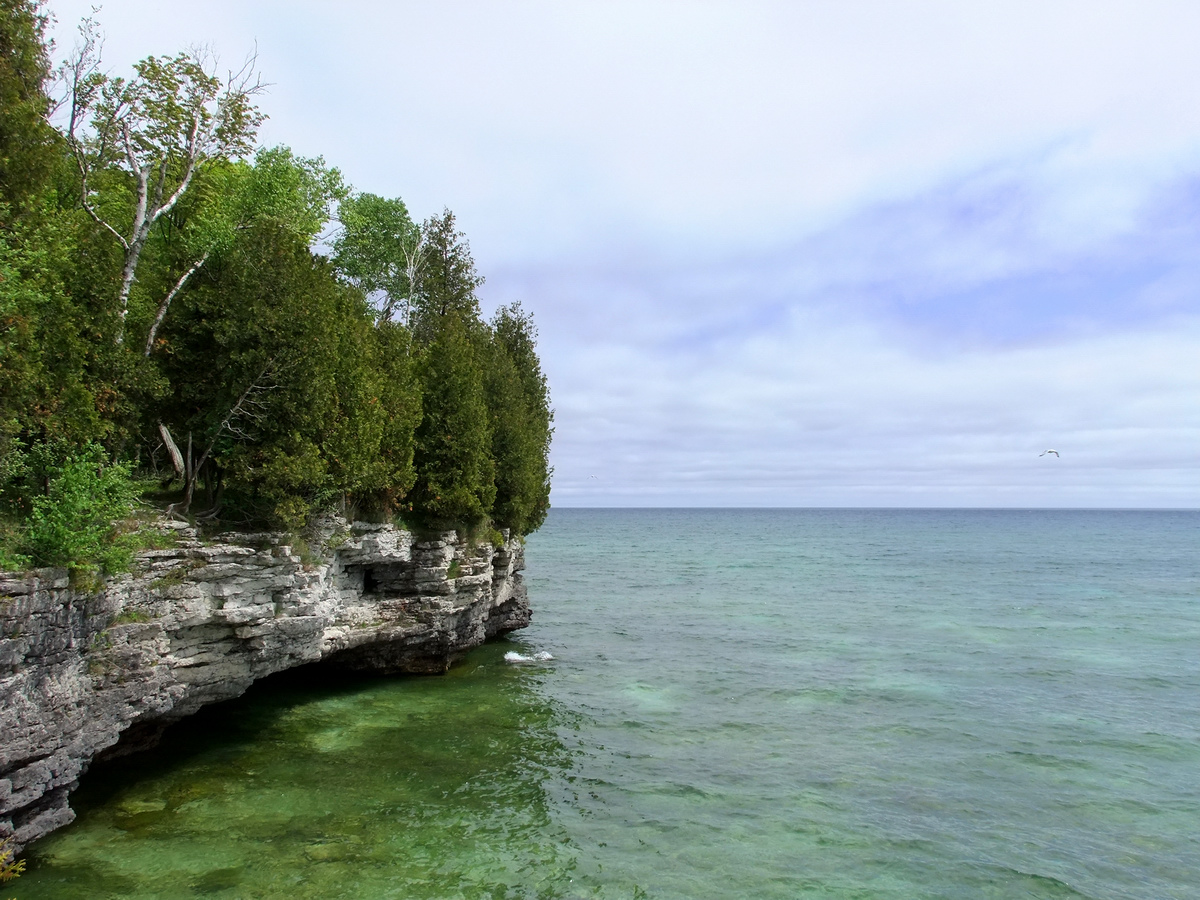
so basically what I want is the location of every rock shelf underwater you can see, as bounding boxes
[0,518,531,853]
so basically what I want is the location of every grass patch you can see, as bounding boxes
[150,561,200,590]
[68,567,106,593]
[111,608,151,625]
[130,527,179,551]
[288,534,320,569]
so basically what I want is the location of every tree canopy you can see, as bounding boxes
[0,2,553,571]
[331,191,420,325]
[0,0,56,215]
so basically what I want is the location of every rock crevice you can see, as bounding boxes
[0,519,530,852]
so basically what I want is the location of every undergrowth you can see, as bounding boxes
[1,835,25,896]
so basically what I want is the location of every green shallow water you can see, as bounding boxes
[16,653,578,899]
[13,509,1200,899]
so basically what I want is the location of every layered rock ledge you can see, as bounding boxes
[0,519,531,853]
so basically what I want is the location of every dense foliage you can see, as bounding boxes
[0,1,552,571]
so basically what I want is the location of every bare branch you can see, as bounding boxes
[171,361,279,515]
[154,138,199,221]
[400,230,428,344]
[120,119,138,172]
[195,363,277,471]
[59,19,131,252]
[76,187,129,250]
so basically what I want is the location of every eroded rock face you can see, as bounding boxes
[0,519,530,852]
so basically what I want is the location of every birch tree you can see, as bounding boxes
[58,15,264,344]
[332,192,424,329]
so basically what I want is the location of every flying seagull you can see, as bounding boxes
[1039,449,1059,457]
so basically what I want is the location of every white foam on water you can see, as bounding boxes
[504,650,554,664]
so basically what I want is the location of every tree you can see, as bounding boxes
[0,212,105,456]
[332,191,423,326]
[156,220,337,520]
[319,318,421,516]
[0,0,57,218]
[409,313,494,531]
[157,218,422,526]
[142,146,345,356]
[410,208,483,343]
[400,207,497,530]
[57,15,264,344]
[486,303,553,534]
[0,9,554,546]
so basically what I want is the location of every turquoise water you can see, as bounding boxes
[14,509,1200,899]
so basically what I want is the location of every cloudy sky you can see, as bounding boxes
[47,1,1200,507]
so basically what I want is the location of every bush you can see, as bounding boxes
[0,521,30,570]
[24,444,139,574]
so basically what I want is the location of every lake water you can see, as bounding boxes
[13,509,1200,899]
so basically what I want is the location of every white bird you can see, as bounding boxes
[1039,449,1059,457]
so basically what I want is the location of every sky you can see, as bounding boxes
[45,1,1200,507]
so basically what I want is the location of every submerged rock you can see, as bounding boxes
[0,520,530,852]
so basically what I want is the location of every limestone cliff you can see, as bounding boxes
[0,519,531,853]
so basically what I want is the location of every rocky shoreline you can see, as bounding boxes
[0,519,530,853]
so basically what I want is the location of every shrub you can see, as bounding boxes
[0,521,30,571]
[25,444,139,575]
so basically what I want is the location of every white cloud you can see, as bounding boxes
[44,0,1200,506]
[47,1,1200,256]
[547,312,1200,506]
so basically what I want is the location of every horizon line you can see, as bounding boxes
[544,505,1200,512]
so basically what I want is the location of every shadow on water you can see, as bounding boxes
[15,639,581,900]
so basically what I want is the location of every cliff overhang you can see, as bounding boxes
[0,518,531,852]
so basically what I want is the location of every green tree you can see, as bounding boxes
[332,191,422,326]
[0,213,106,450]
[321,319,422,516]
[486,303,553,534]
[157,219,420,526]
[0,8,552,547]
[156,221,340,520]
[142,146,345,356]
[403,207,497,530]
[0,0,56,218]
[409,313,495,531]
[410,208,483,343]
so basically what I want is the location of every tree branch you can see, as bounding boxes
[144,249,210,355]
[76,184,130,250]
[158,423,185,478]
[155,145,198,222]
